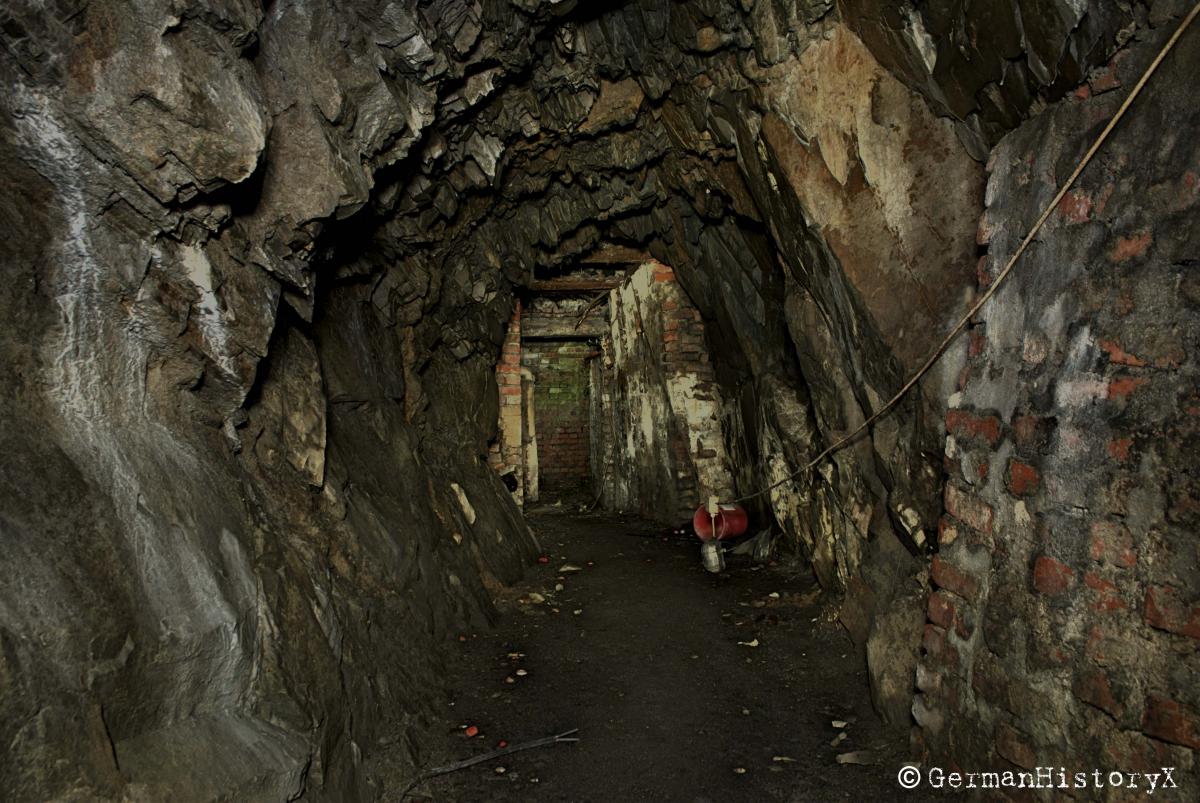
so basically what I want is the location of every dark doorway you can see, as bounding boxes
[522,340,594,504]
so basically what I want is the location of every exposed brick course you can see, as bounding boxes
[1142,694,1200,751]
[1032,556,1075,596]
[1143,585,1200,640]
[917,35,1200,775]
[524,340,593,497]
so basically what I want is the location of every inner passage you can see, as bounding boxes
[492,262,734,521]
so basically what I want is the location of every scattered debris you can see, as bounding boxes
[830,732,847,747]
[831,720,847,729]
[737,639,760,648]
[771,756,796,763]
[733,767,747,775]
[726,528,775,562]
[515,669,528,677]
[463,725,479,738]
[835,751,876,765]
[494,766,506,774]
[559,564,583,573]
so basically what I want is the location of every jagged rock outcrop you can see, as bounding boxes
[1,0,1192,798]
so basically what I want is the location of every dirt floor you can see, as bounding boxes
[400,512,934,801]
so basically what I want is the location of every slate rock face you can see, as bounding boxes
[841,0,1137,157]
[0,0,1182,798]
[1,3,544,799]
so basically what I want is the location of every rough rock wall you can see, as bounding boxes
[915,15,1200,777]
[592,262,734,521]
[703,22,983,600]
[0,2,551,799]
[841,0,1138,158]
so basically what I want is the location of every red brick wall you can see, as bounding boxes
[915,39,1200,774]
[523,341,593,498]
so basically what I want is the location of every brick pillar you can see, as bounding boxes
[496,300,525,504]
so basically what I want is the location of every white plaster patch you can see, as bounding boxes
[1038,295,1068,345]
[1064,325,1094,370]
[1053,426,1092,460]
[1054,376,1107,409]
[451,482,476,525]
[903,8,938,74]
[179,244,238,378]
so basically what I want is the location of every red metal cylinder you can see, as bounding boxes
[693,504,749,541]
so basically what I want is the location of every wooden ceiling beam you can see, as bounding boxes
[528,277,623,293]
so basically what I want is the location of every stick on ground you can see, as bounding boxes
[400,728,580,798]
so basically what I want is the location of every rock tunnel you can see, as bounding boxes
[1,1,1198,799]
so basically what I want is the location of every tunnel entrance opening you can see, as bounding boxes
[491,261,737,524]
[522,338,596,506]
